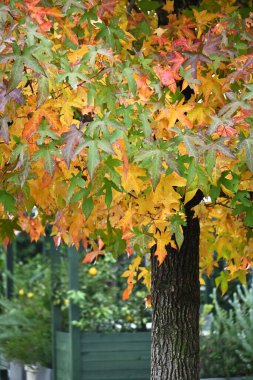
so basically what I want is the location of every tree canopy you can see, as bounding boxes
[0,0,253,296]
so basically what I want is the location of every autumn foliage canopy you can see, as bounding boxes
[0,0,253,297]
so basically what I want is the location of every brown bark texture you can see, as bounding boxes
[151,195,201,380]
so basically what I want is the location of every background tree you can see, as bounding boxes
[0,0,252,379]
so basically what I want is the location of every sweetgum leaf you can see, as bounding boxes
[87,140,100,178]
[37,75,49,108]
[82,196,94,219]
[0,116,11,144]
[23,55,47,77]
[240,137,253,173]
[139,111,152,138]
[138,0,161,11]
[62,125,84,167]
[7,57,23,93]
[0,190,16,213]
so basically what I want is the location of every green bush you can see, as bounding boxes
[200,283,253,377]
[0,254,52,367]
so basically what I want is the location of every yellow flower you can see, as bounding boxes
[18,289,25,296]
[27,292,34,298]
[64,299,69,306]
[88,267,97,276]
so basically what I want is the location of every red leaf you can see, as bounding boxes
[155,66,180,93]
[97,0,117,18]
[167,52,186,72]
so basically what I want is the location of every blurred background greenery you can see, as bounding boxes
[0,234,252,377]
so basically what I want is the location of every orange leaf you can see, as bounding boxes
[82,251,100,263]
[122,286,133,300]
[22,107,61,140]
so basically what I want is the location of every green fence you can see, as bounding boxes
[55,331,150,380]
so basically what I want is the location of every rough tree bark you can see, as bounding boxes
[151,192,203,380]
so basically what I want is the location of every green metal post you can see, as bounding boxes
[68,245,80,380]
[6,243,14,299]
[49,238,62,380]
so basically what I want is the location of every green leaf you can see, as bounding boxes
[23,55,47,77]
[135,147,163,189]
[205,148,216,177]
[67,174,86,204]
[219,171,239,193]
[0,218,19,240]
[131,227,153,255]
[182,135,201,158]
[215,272,229,295]
[123,67,136,95]
[108,228,126,258]
[210,185,220,204]
[244,211,253,227]
[0,190,16,213]
[149,154,162,190]
[139,111,152,138]
[44,149,55,177]
[87,140,100,178]
[33,145,58,177]
[187,159,197,187]
[138,0,161,11]
[170,214,186,249]
[37,119,58,145]
[37,75,49,108]
[240,137,253,172]
[104,179,113,208]
[7,57,24,93]
[82,196,94,219]
[97,139,115,154]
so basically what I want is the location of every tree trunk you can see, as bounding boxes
[151,194,202,380]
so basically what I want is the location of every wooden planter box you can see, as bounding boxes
[55,331,151,380]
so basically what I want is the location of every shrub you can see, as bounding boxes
[200,283,253,377]
[0,254,52,367]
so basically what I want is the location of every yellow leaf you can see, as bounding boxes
[193,9,217,38]
[156,100,193,129]
[67,45,89,64]
[184,189,198,204]
[153,174,185,212]
[154,231,176,265]
[138,267,151,290]
[120,164,148,194]
[188,104,213,126]
[163,0,174,13]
